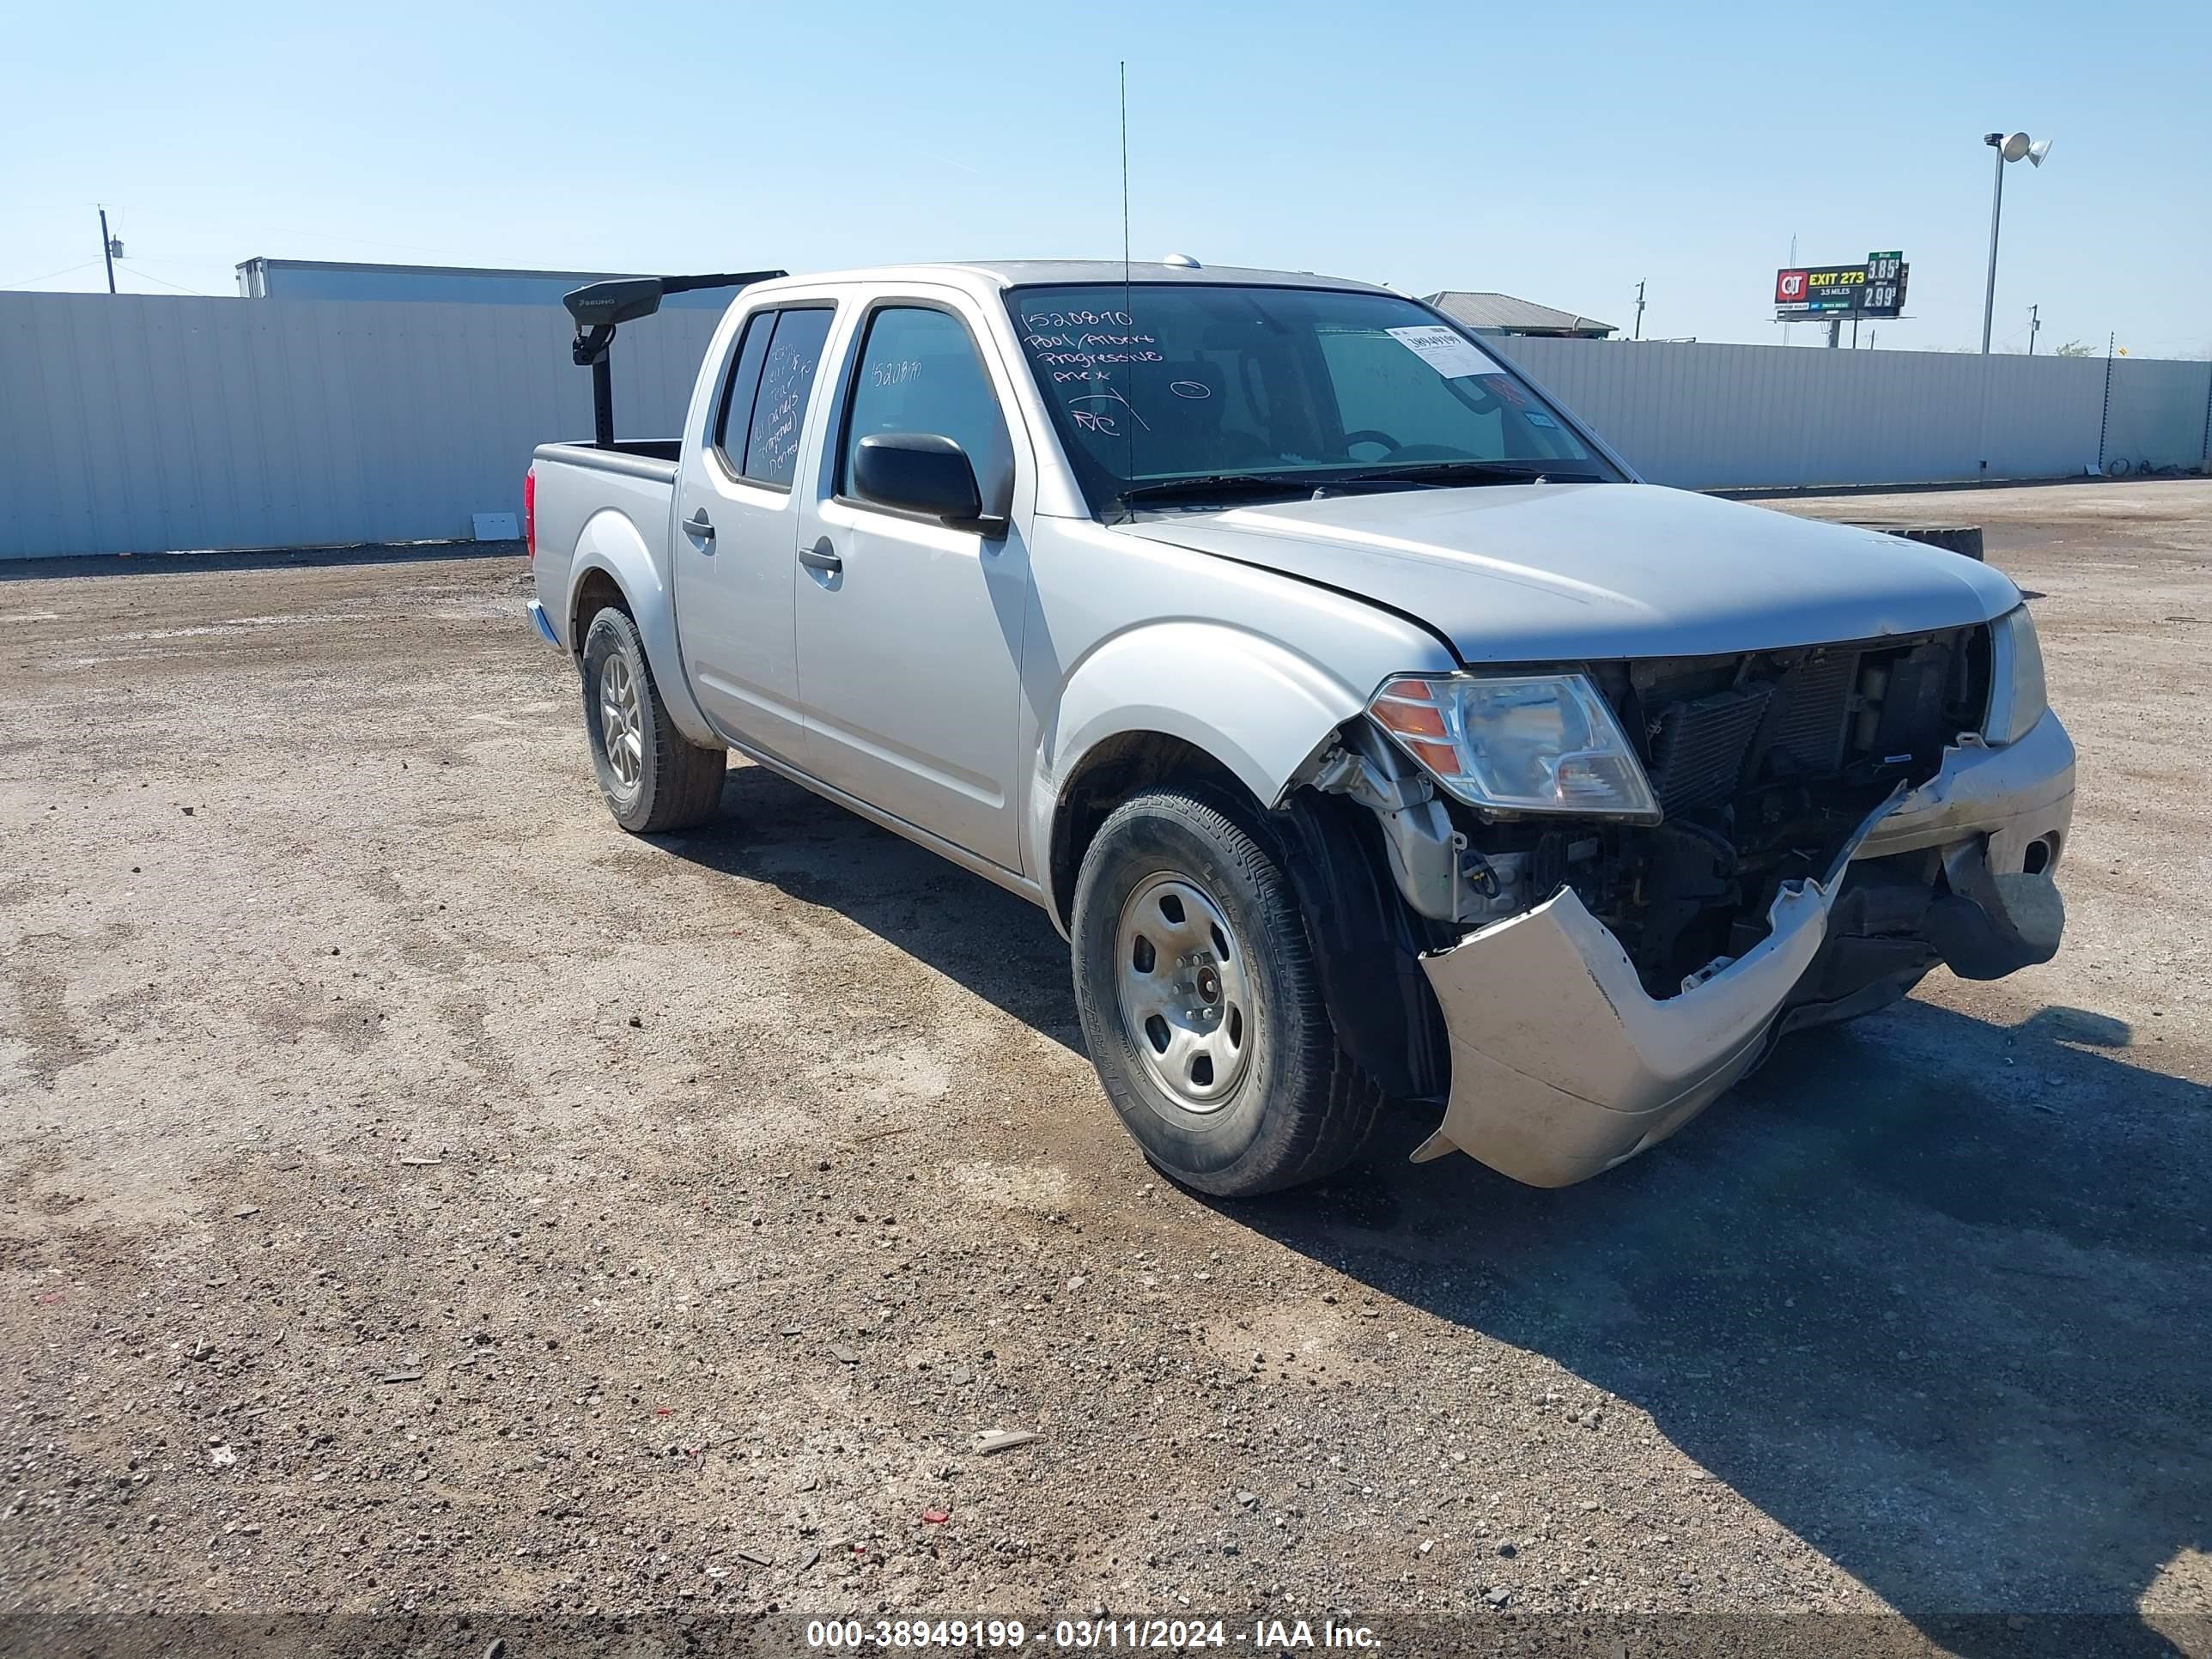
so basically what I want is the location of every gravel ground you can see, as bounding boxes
[1,480,2206,1653]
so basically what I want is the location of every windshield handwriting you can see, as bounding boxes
[1066,388,1149,437]
[1019,314,1164,385]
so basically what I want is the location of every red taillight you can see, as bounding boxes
[523,466,537,561]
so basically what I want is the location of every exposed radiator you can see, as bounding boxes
[1632,635,1966,817]
[1759,651,1859,776]
[1646,685,1773,814]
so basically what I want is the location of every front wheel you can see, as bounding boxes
[579,606,725,833]
[1070,787,1384,1196]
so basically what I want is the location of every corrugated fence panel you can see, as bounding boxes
[2103,358,2212,471]
[3,293,2206,559]
[0,293,710,558]
[1486,335,2143,489]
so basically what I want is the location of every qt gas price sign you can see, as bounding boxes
[1775,252,1908,318]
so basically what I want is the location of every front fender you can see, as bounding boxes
[565,509,720,749]
[1032,621,1367,908]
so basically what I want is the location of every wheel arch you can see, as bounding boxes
[568,564,631,642]
[562,508,719,748]
[1030,619,1362,924]
[1036,623,1370,927]
[1046,731,1255,932]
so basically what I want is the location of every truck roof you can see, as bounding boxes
[757,259,1390,295]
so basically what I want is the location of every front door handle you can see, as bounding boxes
[684,510,716,545]
[798,539,843,575]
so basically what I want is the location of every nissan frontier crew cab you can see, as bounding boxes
[526,259,2074,1196]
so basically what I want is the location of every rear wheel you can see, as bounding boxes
[1070,787,1384,1196]
[580,606,725,833]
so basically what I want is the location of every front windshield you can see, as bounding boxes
[1006,283,1617,514]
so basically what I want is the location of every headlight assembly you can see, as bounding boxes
[1983,605,2048,744]
[1368,672,1661,822]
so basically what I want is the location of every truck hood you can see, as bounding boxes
[1119,483,2021,662]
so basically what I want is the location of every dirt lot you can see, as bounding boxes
[2,479,2207,1651]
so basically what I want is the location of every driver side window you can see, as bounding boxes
[840,306,1012,501]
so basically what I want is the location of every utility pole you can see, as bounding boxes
[2027,303,2040,356]
[1632,279,1646,340]
[1784,234,1796,345]
[97,206,119,295]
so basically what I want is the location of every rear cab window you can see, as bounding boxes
[714,306,836,489]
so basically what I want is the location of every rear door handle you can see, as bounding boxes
[799,540,842,575]
[684,510,715,545]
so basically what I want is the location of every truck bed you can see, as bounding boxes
[540,438,681,471]
[529,441,680,653]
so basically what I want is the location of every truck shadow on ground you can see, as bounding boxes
[1252,1023,2211,1658]
[672,763,2209,1657]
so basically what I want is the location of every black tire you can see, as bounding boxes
[1070,787,1385,1196]
[579,606,725,834]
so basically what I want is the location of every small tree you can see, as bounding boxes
[2054,340,2094,357]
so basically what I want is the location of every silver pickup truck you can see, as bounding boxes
[526,258,2073,1196]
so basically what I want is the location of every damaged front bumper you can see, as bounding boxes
[1856,707,2075,867]
[1413,710,2075,1188]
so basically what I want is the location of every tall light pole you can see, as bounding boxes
[1980,131,2051,353]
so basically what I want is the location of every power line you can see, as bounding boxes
[115,263,216,295]
[1,258,103,289]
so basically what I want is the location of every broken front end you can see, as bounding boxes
[1289,610,2073,1188]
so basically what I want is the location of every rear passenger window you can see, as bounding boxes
[714,315,772,463]
[714,306,834,489]
[840,307,1011,498]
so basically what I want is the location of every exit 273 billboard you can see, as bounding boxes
[1775,252,1907,318]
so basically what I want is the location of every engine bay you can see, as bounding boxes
[1481,626,1989,995]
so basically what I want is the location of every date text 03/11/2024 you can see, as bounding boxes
[802,1618,1383,1649]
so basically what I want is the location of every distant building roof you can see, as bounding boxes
[1425,290,1617,338]
[234,257,732,308]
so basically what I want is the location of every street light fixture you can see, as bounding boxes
[1980,131,2051,354]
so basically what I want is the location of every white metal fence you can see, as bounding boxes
[1490,335,2209,489]
[3,291,2207,560]
[0,293,715,561]
[2094,355,2211,475]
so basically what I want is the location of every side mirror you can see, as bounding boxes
[853,433,991,525]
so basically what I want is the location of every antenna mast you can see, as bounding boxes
[1119,62,1131,282]
[1120,61,1133,481]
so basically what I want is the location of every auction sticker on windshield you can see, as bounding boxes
[1385,324,1495,379]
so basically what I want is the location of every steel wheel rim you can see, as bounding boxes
[1113,871,1254,1111]
[599,653,643,793]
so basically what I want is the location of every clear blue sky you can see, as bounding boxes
[4,0,2206,356]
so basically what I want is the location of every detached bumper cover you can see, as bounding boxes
[1415,805,1882,1188]
[1414,711,2075,1188]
